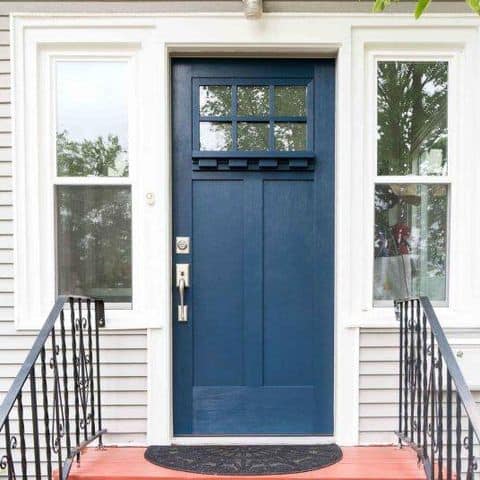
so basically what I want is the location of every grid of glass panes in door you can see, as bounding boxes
[373,61,449,305]
[199,84,308,152]
[54,60,132,304]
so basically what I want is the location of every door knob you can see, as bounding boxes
[176,264,190,322]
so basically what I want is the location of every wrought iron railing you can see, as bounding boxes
[0,295,106,480]
[396,297,480,480]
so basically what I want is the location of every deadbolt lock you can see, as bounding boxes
[176,236,190,254]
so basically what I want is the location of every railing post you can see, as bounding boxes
[3,417,14,480]
[398,301,403,444]
[70,297,81,462]
[416,299,422,449]
[87,300,96,439]
[430,329,435,480]
[456,392,462,480]
[17,392,27,480]
[437,347,443,480]
[95,300,104,448]
[410,300,415,444]
[446,371,452,480]
[40,345,53,480]
[404,301,409,439]
[467,421,474,480]
[29,367,42,479]
[422,311,428,463]
[51,327,63,479]
[60,309,72,459]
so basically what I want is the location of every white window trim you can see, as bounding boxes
[13,25,164,330]
[349,26,480,329]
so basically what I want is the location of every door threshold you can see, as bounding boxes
[172,436,336,445]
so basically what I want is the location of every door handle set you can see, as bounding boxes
[176,263,190,322]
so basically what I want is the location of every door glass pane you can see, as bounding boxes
[274,122,307,151]
[237,86,269,116]
[56,186,132,303]
[374,183,448,303]
[377,62,448,176]
[237,122,269,151]
[200,86,232,117]
[274,86,307,116]
[200,122,233,151]
[56,61,128,177]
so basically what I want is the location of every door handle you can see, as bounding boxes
[176,264,190,322]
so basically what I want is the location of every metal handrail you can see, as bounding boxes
[395,297,480,480]
[420,297,480,442]
[0,295,106,480]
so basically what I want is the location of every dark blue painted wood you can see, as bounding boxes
[172,59,335,435]
[192,180,245,386]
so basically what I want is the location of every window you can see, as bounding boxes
[373,61,449,304]
[55,61,132,304]
[197,83,309,153]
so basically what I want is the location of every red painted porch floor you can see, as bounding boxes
[67,446,425,480]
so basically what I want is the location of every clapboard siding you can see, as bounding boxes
[359,329,398,444]
[359,328,480,445]
[0,15,149,451]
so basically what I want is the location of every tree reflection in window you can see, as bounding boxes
[374,61,449,303]
[377,62,448,176]
[374,184,448,302]
[56,185,132,303]
[57,131,128,177]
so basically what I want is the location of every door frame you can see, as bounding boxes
[158,46,352,446]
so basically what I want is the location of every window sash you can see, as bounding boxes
[52,57,134,307]
[372,57,453,308]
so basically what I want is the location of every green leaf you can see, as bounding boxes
[414,0,431,18]
[466,0,480,13]
[372,0,388,13]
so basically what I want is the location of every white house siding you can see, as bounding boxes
[359,329,398,445]
[359,328,480,445]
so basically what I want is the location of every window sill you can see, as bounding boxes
[15,308,166,331]
[344,307,480,330]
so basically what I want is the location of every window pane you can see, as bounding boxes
[374,183,448,302]
[200,122,232,151]
[274,122,306,151]
[237,122,269,151]
[200,86,231,117]
[56,186,132,303]
[56,61,129,177]
[274,86,306,116]
[237,86,269,116]
[377,62,448,176]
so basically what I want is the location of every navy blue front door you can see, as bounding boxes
[172,59,335,435]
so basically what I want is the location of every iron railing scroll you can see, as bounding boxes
[396,297,480,480]
[0,296,106,480]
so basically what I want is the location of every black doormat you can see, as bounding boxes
[144,444,343,476]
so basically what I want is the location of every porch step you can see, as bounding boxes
[67,446,425,480]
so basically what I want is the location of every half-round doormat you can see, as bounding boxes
[144,444,343,476]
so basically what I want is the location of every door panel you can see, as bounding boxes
[263,180,314,386]
[172,59,335,435]
[193,180,244,386]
